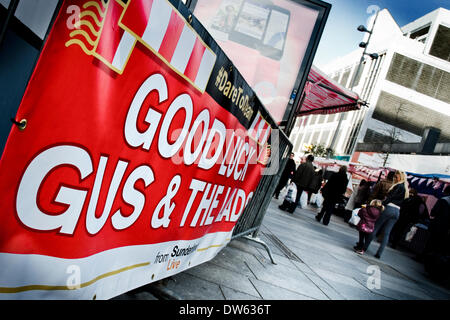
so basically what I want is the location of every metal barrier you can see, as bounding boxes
[231,128,293,264]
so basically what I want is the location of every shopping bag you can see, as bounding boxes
[279,186,288,201]
[348,208,361,226]
[405,226,418,242]
[299,191,308,209]
[310,193,317,204]
[316,193,324,208]
[284,182,297,203]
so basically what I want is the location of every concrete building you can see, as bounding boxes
[289,7,450,174]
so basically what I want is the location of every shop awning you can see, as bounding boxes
[296,65,363,116]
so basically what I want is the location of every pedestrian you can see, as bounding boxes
[424,185,450,256]
[308,169,324,203]
[279,154,315,213]
[361,170,409,259]
[315,165,349,225]
[423,186,450,285]
[390,188,429,249]
[367,171,395,203]
[354,199,385,254]
[354,179,370,209]
[273,152,297,199]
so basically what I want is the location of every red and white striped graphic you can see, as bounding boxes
[119,0,216,92]
[248,112,272,165]
[94,0,136,74]
[248,112,271,146]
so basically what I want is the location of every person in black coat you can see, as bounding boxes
[308,169,324,203]
[273,153,297,199]
[316,165,349,226]
[286,154,315,213]
[425,185,450,256]
[390,188,429,249]
[354,179,370,209]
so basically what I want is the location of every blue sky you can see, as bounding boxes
[313,0,450,68]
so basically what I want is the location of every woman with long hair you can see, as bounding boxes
[360,170,409,259]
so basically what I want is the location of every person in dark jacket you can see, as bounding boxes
[273,153,297,199]
[315,165,349,225]
[390,188,429,249]
[362,170,409,259]
[280,154,315,213]
[308,169,324,203]
[354,199,385,254]
[354,179,370,209]
[425,185,450,256]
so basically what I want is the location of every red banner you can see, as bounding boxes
[0,0,274,299]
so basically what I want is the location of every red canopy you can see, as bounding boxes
[296,65,362,116]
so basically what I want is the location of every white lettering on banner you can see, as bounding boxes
[15,73,259,234]
[180,179,207,227]
[111,165,155,230]
[151,175,181,229]
[158,93,193,159]
[16,145,93,234]
[184,109,209,166]
[86,158,128,235]
[124,73,166,151]
[15,145,252,234]
[123,73,259,181]
[197,119,226,170]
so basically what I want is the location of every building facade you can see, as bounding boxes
[289,7,450,173]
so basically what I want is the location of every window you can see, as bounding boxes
[332,72,340,82]
[429,24,450,62]
[410,25,430,40]
[386,53,450,104]
[351,61,365,87]
[294,134,303,153]
[311,131,320,144]
[303,132,312,146]
[340,68,351,87]
[319,130,330,145]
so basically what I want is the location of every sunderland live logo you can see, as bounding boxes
[65,0,216,93]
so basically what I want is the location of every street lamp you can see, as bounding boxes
[327,10,380,158]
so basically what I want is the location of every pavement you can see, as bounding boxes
[115,197,450,300]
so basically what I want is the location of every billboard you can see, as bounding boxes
[0,0,275,299]
[191,0,321,124]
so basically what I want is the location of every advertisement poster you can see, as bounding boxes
[193,0,320,123]
[0,0,274,299]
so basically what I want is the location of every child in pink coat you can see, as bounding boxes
[354,200,385,254]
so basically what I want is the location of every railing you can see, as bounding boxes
[231,128,293,264]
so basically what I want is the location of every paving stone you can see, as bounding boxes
[208,246,256,278]
[185,261,260,297]
[220,286,261,300]
[163,272,225,300]
[302,273,346,300]
[245,257,329,300]
[249,278,316,300]
[312,268,387,300]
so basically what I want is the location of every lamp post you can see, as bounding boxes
[327,10,380,158]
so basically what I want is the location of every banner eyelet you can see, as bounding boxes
[10,118,27,131]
